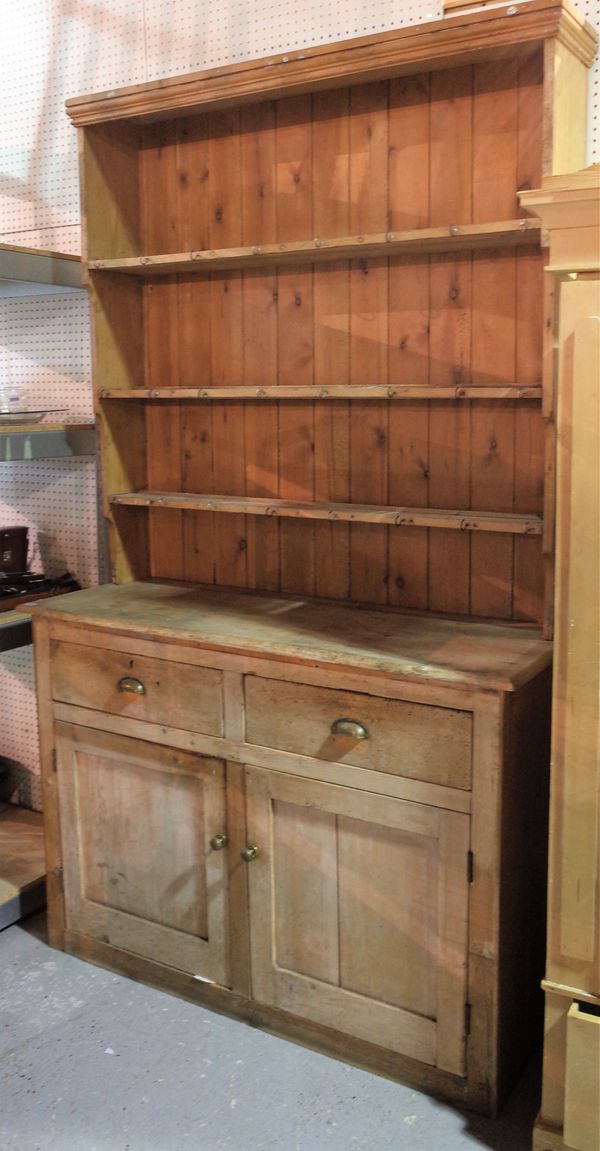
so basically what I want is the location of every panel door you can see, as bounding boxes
[246,767,470,1076]
[56,722,230,985]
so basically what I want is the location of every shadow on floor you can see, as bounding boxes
[2,910,542,1151]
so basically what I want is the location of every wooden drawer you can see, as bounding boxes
[50,641,224,736]
[244,676,471,789]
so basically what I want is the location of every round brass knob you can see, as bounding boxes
[210,833,228,851]
[240,845,259,862]
[330,718,369,741]
[117,676,145,696]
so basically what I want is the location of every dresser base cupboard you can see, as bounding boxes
[33,582,551,1116]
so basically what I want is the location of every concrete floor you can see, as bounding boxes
[1,912,540,1151]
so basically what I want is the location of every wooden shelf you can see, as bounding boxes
[110,491,543,536]
[0,243,82,297]
[0,804,46,929]
[99,384,543,402]
[0,423,96,461]
[89,219,542,275]
[0,610,32,653]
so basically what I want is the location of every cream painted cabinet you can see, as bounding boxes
[245,766,469,1076]
[54,723,231,985]
[521,169,600,1151]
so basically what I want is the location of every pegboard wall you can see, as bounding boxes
[585,0,600,154]
[0,459,98,584]
[0,649,43,811]
[0,0,599,809]
[141,0,446,80]
[0,455,98,810]
[0,284,96,809]
[1,0,598,247]
[0,292,92,419]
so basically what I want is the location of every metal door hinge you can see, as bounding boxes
[464,1002,472,1038]
[467,850,474,884]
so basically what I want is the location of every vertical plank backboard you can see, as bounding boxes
[470,58,519,619]
[469,252,516,620]
[209,109,247,590]
[349,82,389,605]
[141,121,183,579]
[388,73,431,610]
[312,88,351,601]
[176,114,216,584]
[241,102,280,591]
[429,66,473,614]
[276,95,315,595]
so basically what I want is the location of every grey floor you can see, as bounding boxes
[1,912,540,1151]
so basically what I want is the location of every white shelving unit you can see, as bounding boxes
[0,243,82,296]
[0,244,93,926]
[0,244,94,658]
[0,424,95,464]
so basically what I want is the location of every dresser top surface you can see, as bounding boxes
[31,581,552,692]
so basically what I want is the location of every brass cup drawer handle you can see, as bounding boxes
[331,718,369,741]
[241,845,259,863]
[210,833,228,851]
[117,676,146,696]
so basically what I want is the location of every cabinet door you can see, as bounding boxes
[56,723,230,985]
[246,767,469,1076]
